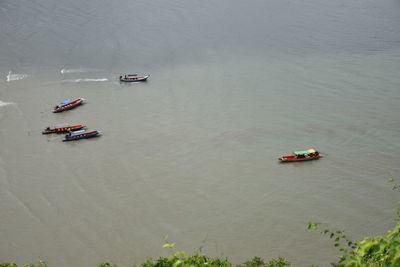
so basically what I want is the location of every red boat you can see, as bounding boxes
[42,123,85,134]
[52,98,85,113]
[279,149,322,162]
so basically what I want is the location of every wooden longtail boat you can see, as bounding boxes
[279,149,322,162]
[119,74,149,82]
[63,130,101,142]
[42,123,85,134]
[52,98,85,113]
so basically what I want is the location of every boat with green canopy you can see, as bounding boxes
[279,149,322,162]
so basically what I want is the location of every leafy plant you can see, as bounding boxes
[344,222,400,267]
[0,264,18,267]
[237,256,291,267]
[98,263,118,267]
[0,261,48,267]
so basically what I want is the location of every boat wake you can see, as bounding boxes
[60,67,101,74]
[60,66,108,82]
[6,71,29,82]
[62,78,109,83]
[0,100,15,107]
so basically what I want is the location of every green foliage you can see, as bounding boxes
[237,256,291,267]
[139,253,232,267]
[307,221,321,230]
[98,263,119,267]
[309,216,400,266]
[0,252,292,267]
[162,235,176,249]
[343,222,400,267]
[162,243,176,249]
[237,256,265,267]
[124,239,233,267]
[137,254,292,267]
[0,260,48,267]
[0,264,18,267]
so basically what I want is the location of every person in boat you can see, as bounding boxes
[46,127,50,130]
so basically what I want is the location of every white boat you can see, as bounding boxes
[119,74,149,82]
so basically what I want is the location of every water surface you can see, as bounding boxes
[1,1,400,266]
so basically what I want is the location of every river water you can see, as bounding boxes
[1,1,400,266]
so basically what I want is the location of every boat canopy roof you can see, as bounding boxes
[294,149,316,155]
[71,129,86,134]
[60,99,73,104]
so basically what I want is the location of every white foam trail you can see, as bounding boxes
[0,100,14,107]
[60,67,101,74]
[60,68,87,74]
[62,78,109,83]
[6,71,29,82]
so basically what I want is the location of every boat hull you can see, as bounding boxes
[52,98,85,113]
[63,131,101,141]
[279,155,322,162]
[42,125,85,134]
[119,75,149,82]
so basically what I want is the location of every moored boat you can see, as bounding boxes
[42,123,85,134]
[52,98,85,113]
[119,74,149,82]
[279,149,322,162]
[63,129,101,141]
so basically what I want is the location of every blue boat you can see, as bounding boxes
[63,130,101,141]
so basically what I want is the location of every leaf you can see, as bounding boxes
[307,221,321,230]
[388,178,395,183]
[163,243,176,248]
[338,255,347,263]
